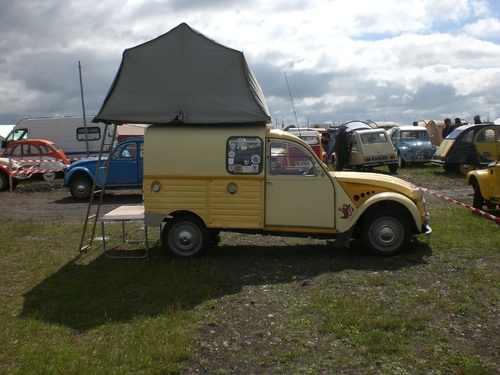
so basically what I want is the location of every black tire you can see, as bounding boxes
[443,164,454,173]
[0,172,8,191]
[209,229,221,243]
[472,182,484,210]
[161,215,209,259]
[69,175,93,200]
[398,153,406,168]
[361,209,411,256]
[388,163,398,173]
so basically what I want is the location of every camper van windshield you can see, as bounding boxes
[6,129,27,143]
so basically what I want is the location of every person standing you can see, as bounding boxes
[448,117,462,134]
[334,123,349,171]
[442,118,452,139]
[412,121,418,126]
[474,114,482,124]
[321,129,331,153]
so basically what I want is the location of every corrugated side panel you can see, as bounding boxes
[208,179,264,229]
[144,177,264,229]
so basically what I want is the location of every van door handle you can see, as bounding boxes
[267,180,274,185]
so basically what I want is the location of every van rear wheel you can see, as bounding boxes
[162,215,209,259]
[361,209,410,256]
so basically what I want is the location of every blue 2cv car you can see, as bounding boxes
[387,125,436,167]
[64,137,144,199]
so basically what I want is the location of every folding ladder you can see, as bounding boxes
[78,122,117,254]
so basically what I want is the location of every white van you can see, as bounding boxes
[0,116,115,161]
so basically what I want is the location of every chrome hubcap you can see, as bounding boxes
[376,225,397,245]
[176,229,195,249]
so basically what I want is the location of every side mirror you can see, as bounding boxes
[314,163,321,177]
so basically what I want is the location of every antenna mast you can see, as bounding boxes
[78,61,90,157]
[284,72,299,127]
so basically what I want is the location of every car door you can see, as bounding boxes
[265,139,335,229]
[21,143,43,168]
[106,141,142,186]
[486,160,500,201]
[391,128,401,149]
[474,127,499,164]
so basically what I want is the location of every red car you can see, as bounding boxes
[1,139,69,181]
[0,157,23,191]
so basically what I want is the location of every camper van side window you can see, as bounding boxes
[226,137,262,174]
[76,127,101,141]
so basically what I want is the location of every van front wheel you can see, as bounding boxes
[361,209,410,256]
[162,215,209,259]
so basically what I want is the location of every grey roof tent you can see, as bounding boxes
[93,23,271,125]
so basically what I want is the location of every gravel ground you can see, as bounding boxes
[0,179,142,222]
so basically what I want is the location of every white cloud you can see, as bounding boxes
[0,0,500,126]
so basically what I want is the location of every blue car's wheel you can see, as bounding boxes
[398,153,406,168]
[69,176,92,200]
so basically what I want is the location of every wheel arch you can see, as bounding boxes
[466,170,489,200]
[66,169,95,185]
[352,195,422,238]
[162,210,207,227]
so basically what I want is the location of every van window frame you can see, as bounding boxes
[76,126,101,141]
[268,139,315,176]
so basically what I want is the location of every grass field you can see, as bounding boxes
[1,166,499,374]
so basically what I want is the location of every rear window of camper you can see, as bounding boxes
[226,136,262,174]
[76,127,101,141]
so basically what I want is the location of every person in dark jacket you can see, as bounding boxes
[447,117,462,135]
[442,118,452,139]
[334,123,349,171]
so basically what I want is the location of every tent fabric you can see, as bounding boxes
[419,120,444,146]
[93,23,271,125]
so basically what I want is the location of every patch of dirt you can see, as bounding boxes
[0,179,142,222]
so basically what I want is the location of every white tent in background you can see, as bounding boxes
[94,23,271,125]
[0,125,14,142]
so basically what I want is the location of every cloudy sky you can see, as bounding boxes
[1,0,500,127]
